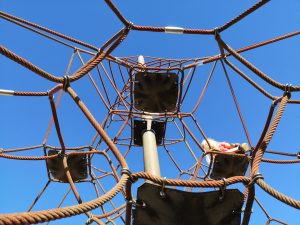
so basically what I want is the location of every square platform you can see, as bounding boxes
[134,72,178,113]
[46,150,88,183]
[133,120,166,146]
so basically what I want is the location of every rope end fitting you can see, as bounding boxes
[126,22,134,31]
[214,27,221,40]
[284,83,292,99]
[0,89,14,96]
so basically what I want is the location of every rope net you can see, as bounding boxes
[0,1,299,224]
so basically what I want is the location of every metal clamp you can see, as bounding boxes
[284,83,292,98]
[135,199,147,208]
[272,96,281,107]
[59,152,68,158]
[214,27,220,39]
[196,60,204,67]
[160,177,167,198]
[85,215,94,225]
[219,178,227,200]
[114,57,125,64]
[121,168,137,183]
[63,75,70,91]
[126,22,134,30]
[247,173,264,187]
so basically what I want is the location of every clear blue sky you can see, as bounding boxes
[0,1,300,224]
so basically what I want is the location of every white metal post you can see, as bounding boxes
[138,55,161,178]
[142,116,161,177]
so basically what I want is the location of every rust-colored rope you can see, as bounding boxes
[106,0,269,35]
[0,145,43,153]
[203,30,300,64]
[242,186,255,225]
[61,157,104,225]
[132,25,214,34]
[0,14,77,50]
[0,45,60,82]
[0,150,114,161]
[49,95,66,153]
[104,0,130,26]
[261,158,300,164]
[0,153,58,160]
[95,204,126,219]
[242,95,288,224]
[224,59,276,100]
[131,172,250,187]
[218,0,270,32]
[0,175,128,225]
[0,26,130,84]
[216,36,300,91]
[220,59,253,147]
[265,150,299,157]
[0,11,98,51]
[252,95,289,172]
[13,91,48,97]
[125,181,134,225]
[66,27,130,83]
[257,179,300,209]
[66,86,128,169]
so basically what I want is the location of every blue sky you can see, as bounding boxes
[0,1,300,224]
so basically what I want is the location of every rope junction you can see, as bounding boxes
[0,1,299,224]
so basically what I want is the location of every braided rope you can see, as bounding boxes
[252,95,289,173]
[257,179,300,209]
[0,175,128,225]
[0,11,98,51]
[217,37,300,91]
[219,0,270,32]
[132,172,250,187]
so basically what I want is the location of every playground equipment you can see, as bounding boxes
[0,1,299,224]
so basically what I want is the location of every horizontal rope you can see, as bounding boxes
[0,175,128,225]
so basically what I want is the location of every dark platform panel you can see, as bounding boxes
[133,183,243,225]
[134,72,178,113]
[133,120,166,146]
[210,154,249,180]
[47,150,88,183]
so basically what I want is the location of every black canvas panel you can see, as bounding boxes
[133,120,166,146]
[134,72,178,113]
[210,154,249,180]
[133,183,244,225]
[47,150,88,182]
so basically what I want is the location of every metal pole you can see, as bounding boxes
[142,116,161,177]
[138,55,161,178]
